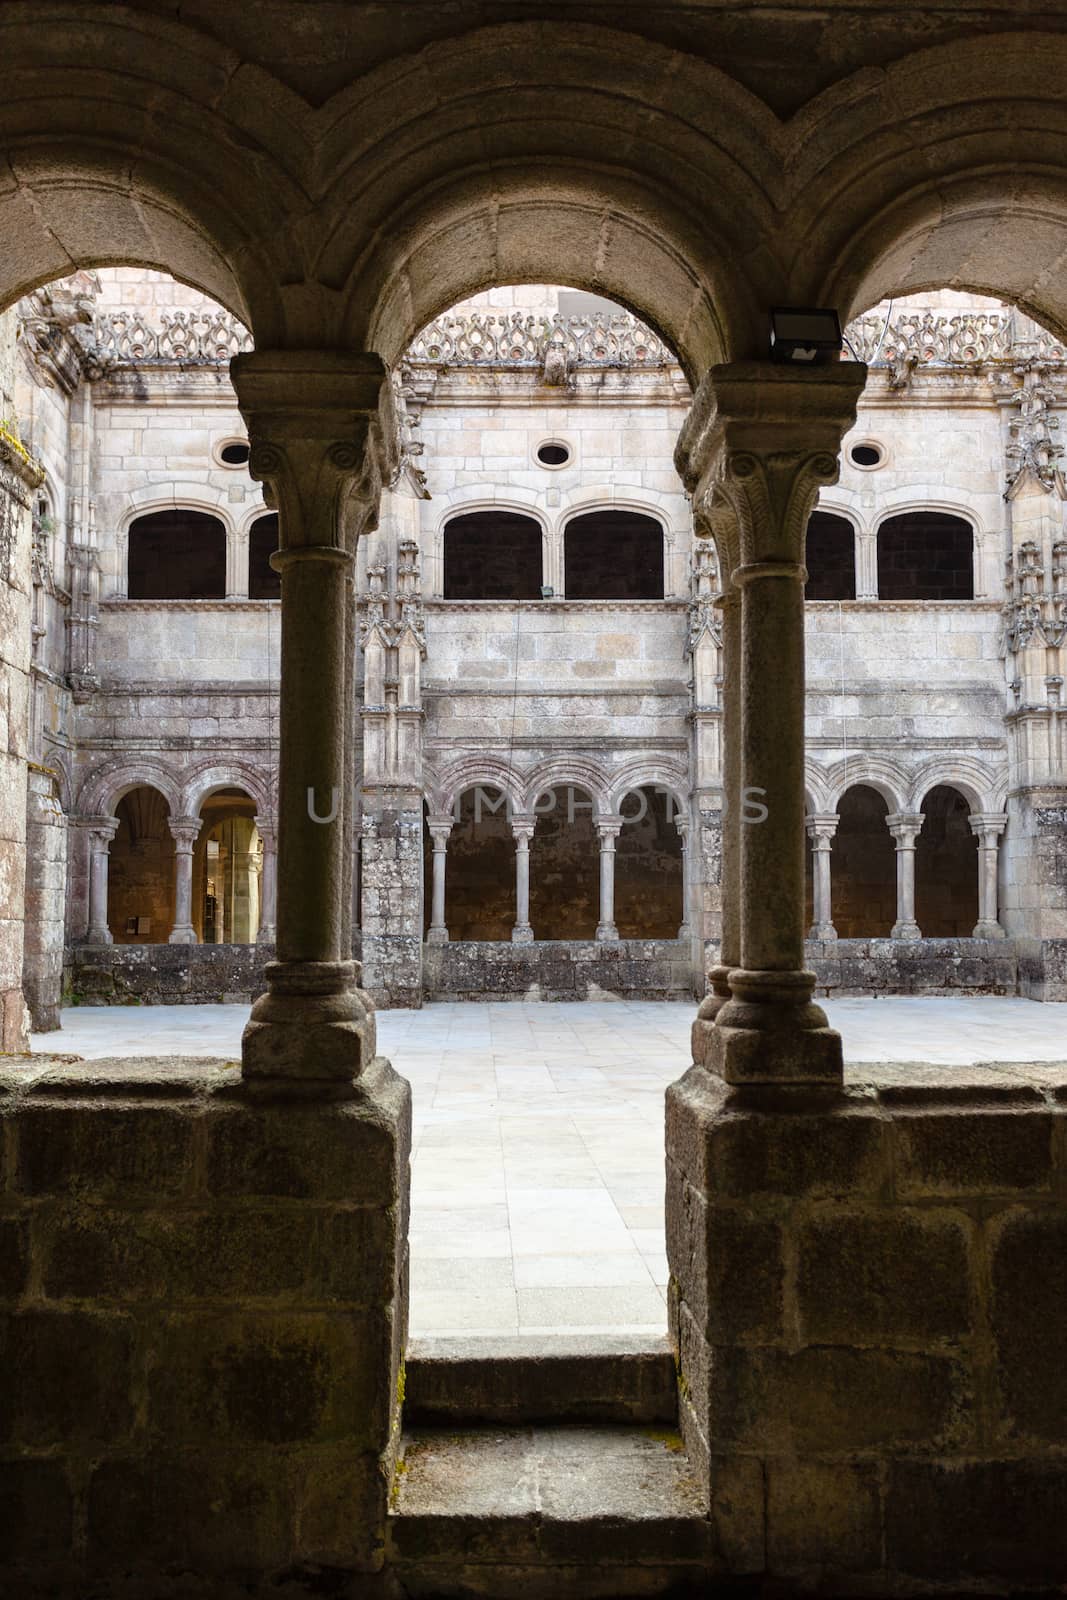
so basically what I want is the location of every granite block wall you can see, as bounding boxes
[423,938,696,1001]
[0,1053,410,1593]
[666,1062,1067,1591]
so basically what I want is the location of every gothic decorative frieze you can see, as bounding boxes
[405,310,674,370]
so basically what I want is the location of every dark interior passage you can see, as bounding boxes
[108,786,175,941]
[127,509,227,599]
[529,786,598,938]
[915,785,978,936]
[877,512,974,600]
[444,511,543,599]
[805,510,856,600]
[614,786,683,937]
[832,785,897,937]
[249,513,281,599]
[564,510,664,599]
[432,788,515,940]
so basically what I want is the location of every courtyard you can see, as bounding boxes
[33,995,1067,1341]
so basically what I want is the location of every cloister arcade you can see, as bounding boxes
[2,6,1067,1595]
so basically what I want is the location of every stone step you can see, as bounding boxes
[404,1335,677,1425]
[388,1423,713,1598]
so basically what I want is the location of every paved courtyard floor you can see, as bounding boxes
[31,996,1067,1341]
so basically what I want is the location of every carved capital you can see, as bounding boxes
[887,811,926,847]
[806,812,840,846]
[168,815,203,851]
[677,361,866,568]
[230,351,400,550]
[78,815,118,846]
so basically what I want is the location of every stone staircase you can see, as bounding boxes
[388,1336,716,1598]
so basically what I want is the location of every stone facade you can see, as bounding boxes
[6,275,1067,1017]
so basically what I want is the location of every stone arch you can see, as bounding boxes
[522,759,612,819]
[608,760,689,819]
[77,757,183,822]
[431,759,525,821]
[824,756,908,816]
[907,759,1002,816]
[324,23,783,371]
[803,764,835,816]
[790,35,1067,345]
[0,9,299,336]
[180,763,274,821]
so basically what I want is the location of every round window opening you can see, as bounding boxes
[537,442,571,467]
[219,440,251,466]
[850,442,883,468]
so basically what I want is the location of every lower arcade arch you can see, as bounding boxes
[829,784,898,939]
[192,789,262,944]
[107,785,175,943]
[915,784,979,937]
[529,785,599,940]
[426,788,515,942]
[614,786,684,939]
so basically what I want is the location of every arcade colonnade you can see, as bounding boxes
[231,353,864,1089]
[5,8,1067,1593]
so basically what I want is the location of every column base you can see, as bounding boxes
[241,959,377,1088]
[511,924,534,944]
[426,927,449,946]
[82,928,113,946]
[168,925,198,945]
[691,963,733,1066]
[595,923,619,942]
[808,922,838,941]
[891,921,922,941]
[973,920,1007,939]
[256,924,276,945]
[706,967,843,1087]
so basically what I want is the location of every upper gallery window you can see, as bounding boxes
[443,511,543,599]
[877,511,974,600]
[564,510,664,599]
[127,509,226,600]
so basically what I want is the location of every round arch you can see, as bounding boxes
[180,763,274,821]
[77,758,183,821]
[522,759,612,818]
[322,23,786,372]
[907,758,1005,816]
[824,756,908,816]
[790,35,1067,345]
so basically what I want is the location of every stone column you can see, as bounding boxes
[595,816,622,942]
[231,350,397,1086]
[682,362,865,1086]
[83,817,117,945]
[426,819,451,945]
[675,811,692,940]
[888,812,924,940]
[255,816,277,944]
[970,811,1009,938]
[168,816,201,944]
[511,815,535,943]
[806,813,839,940]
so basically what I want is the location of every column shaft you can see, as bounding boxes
[168,818,200,944]
[257,822,277,943]
[889,813,924,940]
[85,821,117,944]
[427,823,451,944]
[596,819,621,942]
[512,819,535,943]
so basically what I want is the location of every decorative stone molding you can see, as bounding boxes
[405,309,673,371]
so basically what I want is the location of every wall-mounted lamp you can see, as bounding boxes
[540,584,555,599]
[769,307,843,364]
